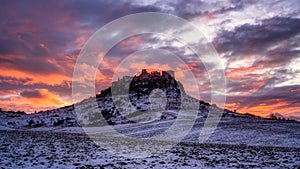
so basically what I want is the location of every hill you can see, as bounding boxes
[0,69,259,129]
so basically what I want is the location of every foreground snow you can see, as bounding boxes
[0,129,299,169]
[24,116,300,148]
[0,116,299,168]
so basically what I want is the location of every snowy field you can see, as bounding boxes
[0,117,299,168]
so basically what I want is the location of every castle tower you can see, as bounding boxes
[140,69,149,80]
[166,70,175,78]
[141,69,148,75]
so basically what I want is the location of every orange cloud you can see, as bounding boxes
[0,89,70,113]
[226,65,264,80]
[226,98,299,120]
[0,68,71,86]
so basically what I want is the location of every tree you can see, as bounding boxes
[270,114,277,120]
[28,120,35,126]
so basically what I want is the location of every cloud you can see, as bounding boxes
[0,75,72,113]
[138,0,258,19]
[225,85,300,118]
[0,0,161,112]
[0,88,66,113]
[63,0,159,25]
[20,90,42,98]
[210,16,300,121]
[214,17,300,58]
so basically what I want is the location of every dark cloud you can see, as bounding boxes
[20,90,42,98]
[0,76,71,96]
[63,0,160,28]
[258,85,300,104]
[215,17,300,100]
[218,0,258,14]
[172,0,205,18]
[254,43,300,67]
[0,76,33,91]
[0,31,49,58]
[152,0,258,19]
[227,85,300,108]
[0,30,30,56]
[214,17,300,57]
[0,56,62,75]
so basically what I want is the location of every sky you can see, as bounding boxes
[0,0,299,121]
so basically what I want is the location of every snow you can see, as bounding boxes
[0,125,15,131]
[0,114,299,168]
[0,129,299,168]
[0,78,299,168]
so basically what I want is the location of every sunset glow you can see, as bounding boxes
[0,0,299,121]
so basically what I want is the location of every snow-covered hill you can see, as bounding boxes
[0,69,296,130]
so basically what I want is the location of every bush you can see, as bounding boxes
[7,122,15,125]
[53,119,64,126]
[28,120,35,126]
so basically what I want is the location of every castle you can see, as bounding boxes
[112,69,176,87]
